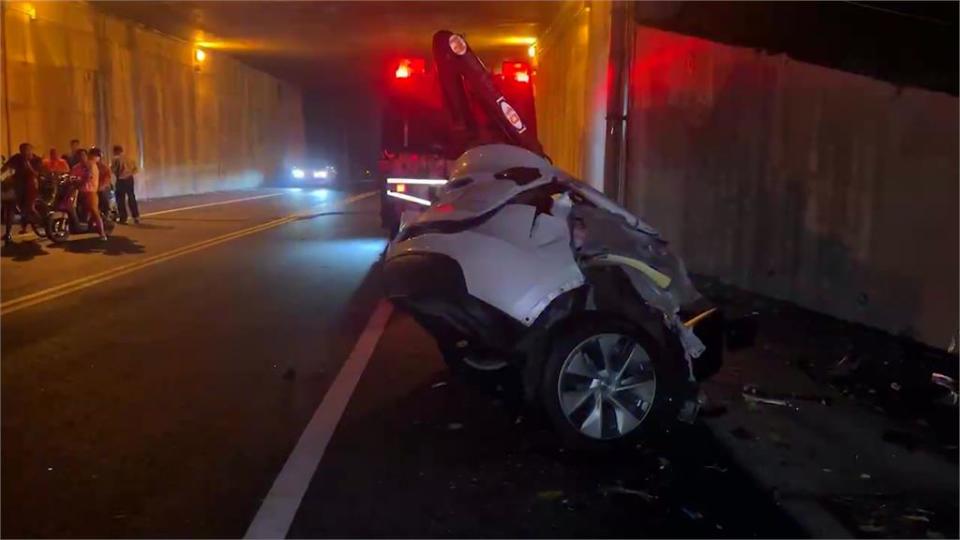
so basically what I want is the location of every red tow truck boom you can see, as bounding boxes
[380,30,547,235]
[431,30,547,159]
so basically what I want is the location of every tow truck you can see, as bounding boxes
[378,39,539,236]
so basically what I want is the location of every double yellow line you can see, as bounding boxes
[1,191,377,317]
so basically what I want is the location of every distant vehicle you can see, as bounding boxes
[378,52,537,237]
[279,159,336,186]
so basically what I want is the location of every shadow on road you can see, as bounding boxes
[1,240,50,262]
[52,235,146,256]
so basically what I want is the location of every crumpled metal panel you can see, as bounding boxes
[572,202,706,371]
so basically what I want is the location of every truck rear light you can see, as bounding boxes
[395,58,426,79]
[502,60,531,83]
[396,183,407,193]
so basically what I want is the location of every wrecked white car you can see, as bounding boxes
[384,144,727,448]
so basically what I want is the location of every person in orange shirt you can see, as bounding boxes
[42,148,70,174]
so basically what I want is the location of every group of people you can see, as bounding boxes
[0,139,142,244]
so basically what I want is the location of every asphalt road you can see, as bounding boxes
[1,186,803,538]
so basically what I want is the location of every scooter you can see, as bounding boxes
[382,32,733,449]
[44,174,115,243]
[0,173,57,239]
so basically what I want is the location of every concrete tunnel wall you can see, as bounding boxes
[1,1,306,199]
[536,8,959,349]
[535,0,610,191]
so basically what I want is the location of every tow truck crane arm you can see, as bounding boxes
[432,30,548,160]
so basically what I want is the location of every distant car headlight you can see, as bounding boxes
[313,170,328,179]
[291,167,305,179]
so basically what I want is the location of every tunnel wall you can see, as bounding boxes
[623,26,959,348]
[1,1,306,198]
[534,0,609,190]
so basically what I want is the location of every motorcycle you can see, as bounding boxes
[383,144,730,448]
[43,173,115,243]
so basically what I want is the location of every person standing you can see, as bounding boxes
[0,143,42,234]
[70,149,107,241]
[111,145,140,224]
[64,139,83,168]
[1,156,16,244]
[89,148,113,218]
[42,148,70,174]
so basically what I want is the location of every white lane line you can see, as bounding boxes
[245,299,394,539]
[141,191,286,217]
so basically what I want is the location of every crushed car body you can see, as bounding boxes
[383,31,727,448]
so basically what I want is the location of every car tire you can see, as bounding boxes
[539,312,688,450]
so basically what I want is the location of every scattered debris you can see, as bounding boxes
[536,490,564,501]
[514,416,523,425]
[822,468,833,473]
[743,393,791,407]
[704,464,728,473]
[930,372,958,406]
[431,381,448,389]
[658,457,670,470]
[681,507,703,520]
[601,485,657,502]
[447,422,464,431]
[890,382,901,391]
[901,514,931,523]
[830,354,862,379]
[860,473,872,480]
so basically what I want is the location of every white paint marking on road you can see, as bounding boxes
[1,191,377,316]
[141,191,286,217]
[244,299,393,539]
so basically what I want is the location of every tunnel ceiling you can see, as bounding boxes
[92,1,562,89]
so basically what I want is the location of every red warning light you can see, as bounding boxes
[395,58,426,79]
[502,60,531,83]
